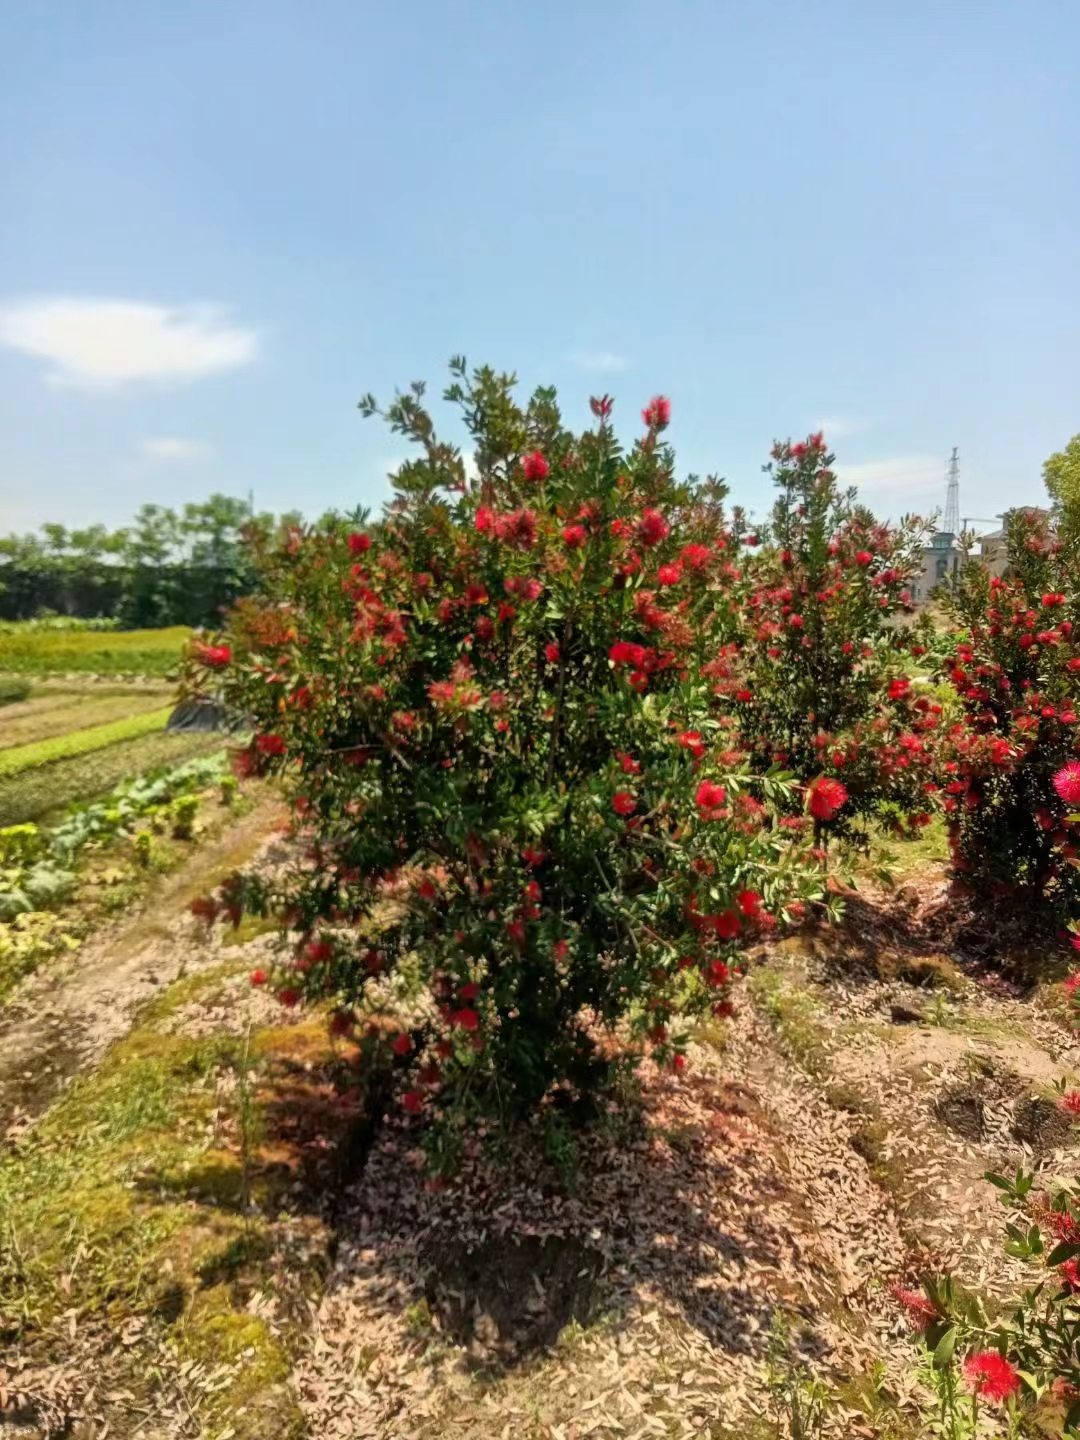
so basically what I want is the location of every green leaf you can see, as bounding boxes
[933,1326,958,1368]
[1046,1242,1080,1267]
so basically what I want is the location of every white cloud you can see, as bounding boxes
[567,350,629,373]
[142,436,212,461]
[816,416,863,439]
[0,297,258,389]
[835,454,946,515]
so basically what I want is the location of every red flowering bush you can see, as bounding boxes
[188,361,826,1166]
[725,434,937,835]
[893,1167,1080,1436]
[940,508,1080,920]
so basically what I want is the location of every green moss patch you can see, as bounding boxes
[0,968,337,1438]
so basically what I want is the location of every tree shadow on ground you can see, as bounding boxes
[309,1066,835,1385]
[812,884,1062,995]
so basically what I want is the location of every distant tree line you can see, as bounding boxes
[0,495,309,628]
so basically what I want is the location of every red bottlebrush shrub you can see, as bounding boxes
[725,433,936,833]
[190,360,826,1166]
[940,508,1080,919]
[893,1167,1080,1434]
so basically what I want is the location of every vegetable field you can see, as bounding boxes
[0,622,191,676]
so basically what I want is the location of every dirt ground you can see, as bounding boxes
[3,848,1079,1439]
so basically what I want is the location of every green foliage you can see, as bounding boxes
[0,824,43,865]
[0,677,31,706]
[1044,434,1080,519]
[0,624,190,677]
[199,361,829,1152]
[0,753,229,999]
[170,793,200,840]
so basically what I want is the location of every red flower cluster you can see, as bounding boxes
[194,642,231,668]
[961,1351,1020,1403]
[642,394,672,430]
[522,450,549,481]
[807,776,848,821]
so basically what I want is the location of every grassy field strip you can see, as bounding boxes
[0,732,222,827]
[0,706,174,779]
[0,691,175,753]
[0,625,191,677]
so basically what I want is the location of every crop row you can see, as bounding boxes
[0,731,223,827]
[0,706,174,779]
[0,689,173,752]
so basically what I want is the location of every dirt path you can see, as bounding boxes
[0,796,288,1134]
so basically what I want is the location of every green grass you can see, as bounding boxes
[0,731,222,827]
[0,625,191,677]
[0,1003,310,1436]
[0,706,173,779]
[0,688,173,752]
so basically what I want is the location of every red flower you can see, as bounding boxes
[961,1351,1020,1403]
[195,642,231,667]
[610,640,647,668]
[278,988,301,1008]
[1061,1091,1080,1115]
[657,563,682,586]
[736,889,762,917]
[855,551,872,567]
[347,532,371,554]
[713,911,740,939]
[522,450,549,481]
[453,1007,480,1030]
[642,395,672,430]
[402,1090,424,1114]
[638,509,670,547]
[562,524,587,548]
[618,751,641,774]
[807,776,848,821]
[257,733,286,756]
[1053,763,1080,807]
[888,677,911,701]
[544,642,560,663]
[590,394,614,419]
[889,1284,938,1332]
[391,1032,412,1057]
[464,581,489,606]
[695,780,727,817]
[475,506,496,535]
[677,730,705,758]
[613,791,637,817]
[250,968,268,987]
[459,981,480,1001]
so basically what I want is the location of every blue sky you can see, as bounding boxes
[1,0,1076,535]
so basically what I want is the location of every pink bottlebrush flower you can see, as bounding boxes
[1054,763,1080,807]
